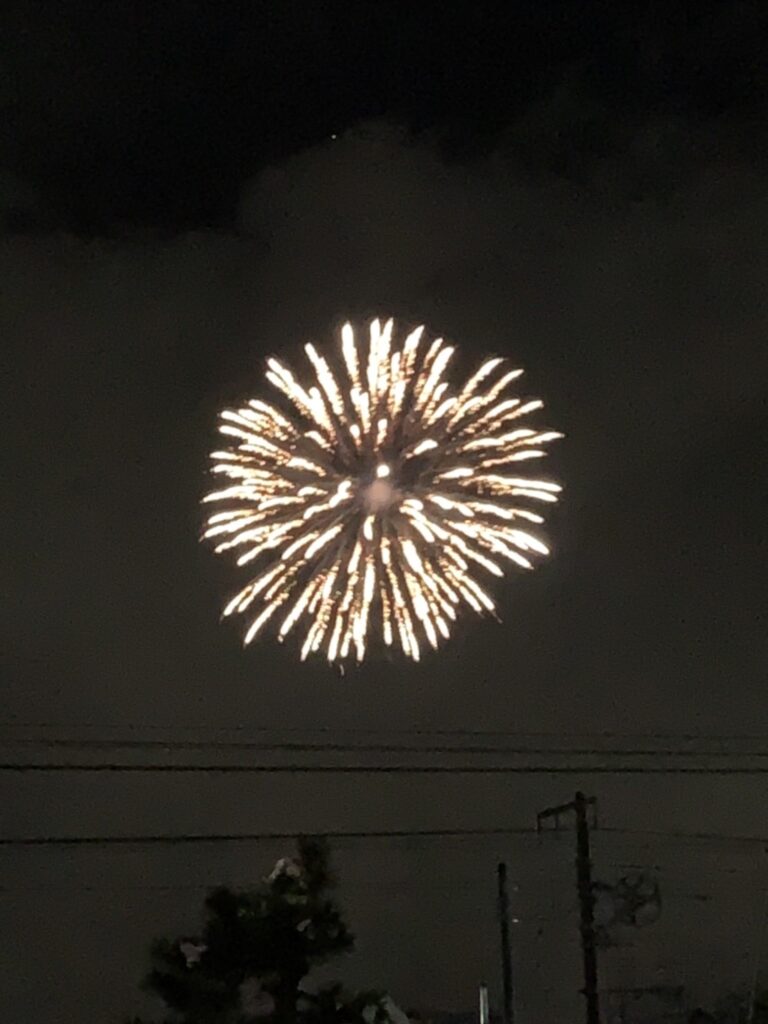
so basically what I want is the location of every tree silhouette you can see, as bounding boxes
[135,837,393,1024]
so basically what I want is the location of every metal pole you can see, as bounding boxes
[497,862,514,1024]
[746,847,768,1024]
[574,791,600,1024]
[479,983,490,1024]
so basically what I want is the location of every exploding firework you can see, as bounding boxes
[203,319,562,663]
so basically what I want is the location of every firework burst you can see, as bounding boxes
[203,319,562,663]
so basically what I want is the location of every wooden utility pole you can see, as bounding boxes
[497,862,514,1024]
[537,792,600,1024]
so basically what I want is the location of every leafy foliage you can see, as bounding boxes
[135,837,391,1024]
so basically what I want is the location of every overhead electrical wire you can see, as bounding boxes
[0,825,532,848]
[5,722,768,742]
[3,737,768,757]
[5,761,768,774]
[2,825,767,850]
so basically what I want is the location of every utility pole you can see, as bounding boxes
[537,792,600,1024]
[497,862,514,1024]
[479,983,490,1024]
[747,847,768,1024]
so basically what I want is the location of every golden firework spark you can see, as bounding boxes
[203,319,562,662]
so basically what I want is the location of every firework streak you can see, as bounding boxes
[203,319,562,662]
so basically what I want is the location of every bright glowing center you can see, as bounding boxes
[362,477,396,514]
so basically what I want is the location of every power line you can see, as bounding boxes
[599,827,768,847]
[2,825,767,850]
[5,722,768,742]
[0,883,231,893]
[5,761,768,774]
[0,825,534,847]
[3,737,768,758]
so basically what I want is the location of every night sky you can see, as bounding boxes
[2,3,768,1022]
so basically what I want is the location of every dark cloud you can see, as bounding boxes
[2,1,766,232]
